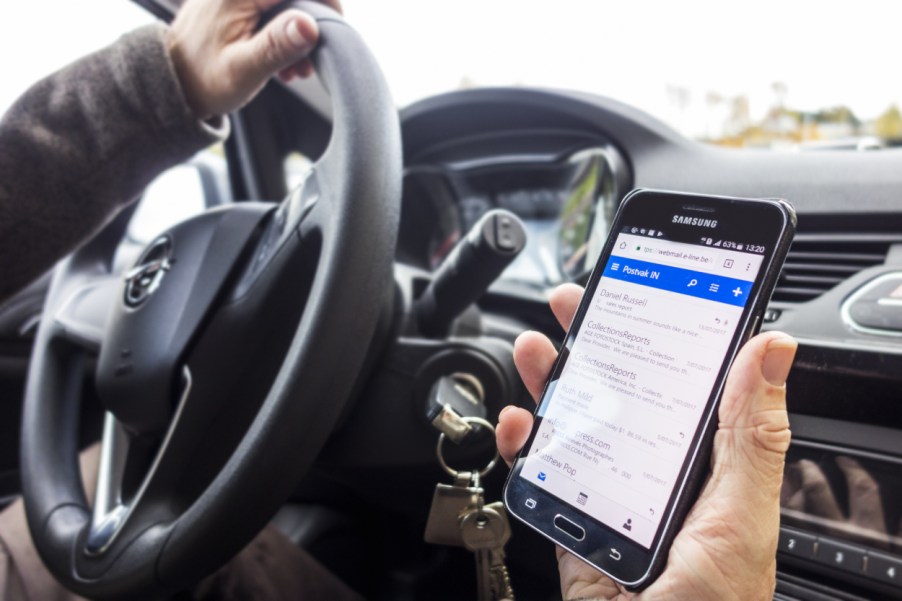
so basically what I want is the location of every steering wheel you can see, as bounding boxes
[20,3,401,598]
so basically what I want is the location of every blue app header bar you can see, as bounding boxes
[602,255,753,307]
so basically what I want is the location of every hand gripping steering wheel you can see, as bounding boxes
[20,3,401,598]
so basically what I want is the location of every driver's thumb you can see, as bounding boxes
[711,331,797,492]
[239,11,318,83]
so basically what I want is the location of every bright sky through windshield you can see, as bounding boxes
[1,0,900,145]
[0,2,152,116]
[343,0,902,143]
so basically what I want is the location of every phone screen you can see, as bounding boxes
[518,228,765,548]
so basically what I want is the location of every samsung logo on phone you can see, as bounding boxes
[672,215,719,228]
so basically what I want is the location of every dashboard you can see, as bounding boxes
[396,88,902,601]
[399,143,623,286]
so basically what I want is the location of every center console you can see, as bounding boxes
[776,342,902,600]
[765,262,902,600]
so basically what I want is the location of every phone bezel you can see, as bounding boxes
[503,189,796,589]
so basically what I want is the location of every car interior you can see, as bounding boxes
[1,1,902,600]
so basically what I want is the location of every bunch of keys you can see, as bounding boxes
[425,411,515,601]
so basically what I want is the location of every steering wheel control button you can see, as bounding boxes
[864,551,902,587]
[815,538,866,574]
[778,527,816,559]
[233,177,314,297]
[124,236,173,307]
[553,514,586,541]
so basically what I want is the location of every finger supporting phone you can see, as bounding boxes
[504,189,795,589]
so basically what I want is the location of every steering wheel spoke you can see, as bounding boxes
[85,367,192,556]
[86,412,131,555]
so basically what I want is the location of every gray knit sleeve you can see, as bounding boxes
[0,22,229,303]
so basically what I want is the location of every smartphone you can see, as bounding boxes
[503,189,796,590]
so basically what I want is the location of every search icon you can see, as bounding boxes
[687,279,698,288]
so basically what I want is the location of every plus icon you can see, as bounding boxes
[732,287,743,298]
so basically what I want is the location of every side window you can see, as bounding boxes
[127,147,231,245]
[115,147,231,271]
[0,4,152,116]
[128,165,206,245]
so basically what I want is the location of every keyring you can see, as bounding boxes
[436,416,499,478]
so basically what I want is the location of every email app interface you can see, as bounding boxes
[521,232,763,548]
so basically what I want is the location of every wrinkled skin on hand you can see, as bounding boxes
[166,0,343,119]
[496,283,798,601]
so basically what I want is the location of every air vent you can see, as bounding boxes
[772,232,902,302]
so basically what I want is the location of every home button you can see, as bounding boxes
[554,515,586,541]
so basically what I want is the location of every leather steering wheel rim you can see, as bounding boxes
[20,3,401,598]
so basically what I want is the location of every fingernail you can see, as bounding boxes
[762,335,797,386]
[286,19,312,50]
[498,406,514,421]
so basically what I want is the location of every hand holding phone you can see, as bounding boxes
[502,190,798,593]
[499,285,798,600]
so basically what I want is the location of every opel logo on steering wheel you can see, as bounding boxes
[124,236,173,307]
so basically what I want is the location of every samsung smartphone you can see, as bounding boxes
[504,189,796,590]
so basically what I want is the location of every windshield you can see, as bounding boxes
[0,2,152,116]
[1,1,899,150]
[343,0,902,149]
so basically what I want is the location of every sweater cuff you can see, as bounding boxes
[115,23,230,149]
